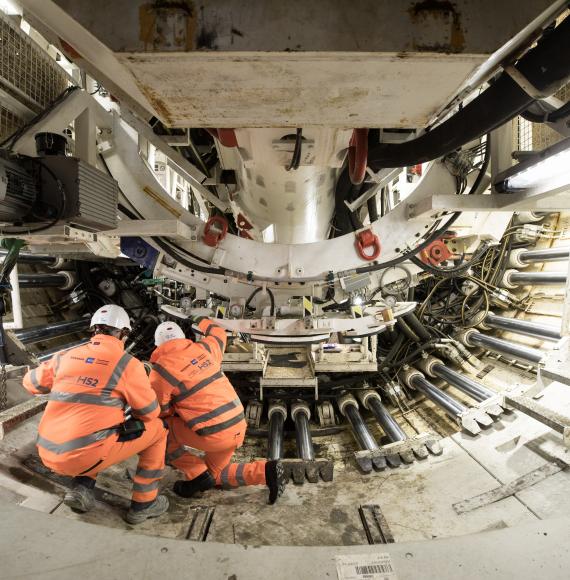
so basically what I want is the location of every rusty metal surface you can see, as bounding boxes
[0,397,47,440]
[116,51,484,128]
[53,0,557,54]
[26,0,561,127]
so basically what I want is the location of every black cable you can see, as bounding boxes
[409,240,491,279]
[396,317,421,342]
[522,99,570,123]
[403,312,432,341]
[365,16,570,170]
[0,86,79,151]
[286,129,303,171]
[0,160,67,235]
[355,211,461,274]
[380,340,438,370]
[467,133,491,196]
[117,202,226,276]
[244,286,276,316]
[151,236,226,276]
[354,131,490,276]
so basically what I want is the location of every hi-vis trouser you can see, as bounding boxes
[165,416,266,488]
[81,419,167,503]
[23,334,167,503]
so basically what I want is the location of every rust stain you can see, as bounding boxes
[140,85,173,125]
[143,186,182,218]
[59,39,81,60]
[139,1,197,51]
[408,0,466,54]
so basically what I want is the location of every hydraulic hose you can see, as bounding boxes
[402,312,432,341]
[366,15,570,170]
[245,286,276,316]
[396,316,420,342]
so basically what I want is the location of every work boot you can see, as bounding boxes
[125,495,169,525]
[265,460,286,504]
[173,471,215,498]
[64,484,95,513]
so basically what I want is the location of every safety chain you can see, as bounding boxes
[0,364,7,410]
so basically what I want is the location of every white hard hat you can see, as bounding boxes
[155,321,185,346]
[90,305,131,331]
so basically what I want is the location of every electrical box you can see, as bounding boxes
[39,156,118,231]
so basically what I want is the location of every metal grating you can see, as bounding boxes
[514,81,569,153]
[0,12,68,141]
[515,116,533,152]
[532,83,569,150]
[0,105,23,141]
[0,14,68,106]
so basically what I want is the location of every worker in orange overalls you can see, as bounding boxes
[150,318,286,503]
[22,305,169,524]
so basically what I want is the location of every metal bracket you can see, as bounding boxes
[316,401,337,427]
[244,400,263,428]
[458,407,494,435]
[354,433,442,472]
[503,65,550,100]
[476,394,505,419]
[281,458,334,484]
[502,393,570,448]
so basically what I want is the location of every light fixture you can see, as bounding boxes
[0,0,22,16]
[352,295,363,306]
[495,136,570,193]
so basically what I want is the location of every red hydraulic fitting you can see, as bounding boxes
[237,213,253,230]
[203,215,229,247]
[348,128,369,185]
[206,128,238,148]
[355,229,381,261]
[419,240,452,266]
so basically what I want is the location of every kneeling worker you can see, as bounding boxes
[150,318,286,503]
[23,305,169,524]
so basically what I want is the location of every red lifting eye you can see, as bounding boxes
[355,229,381,261]
[203,215,229,247]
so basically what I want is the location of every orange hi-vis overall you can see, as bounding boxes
[150,318,266,488]
[22,334,167,503]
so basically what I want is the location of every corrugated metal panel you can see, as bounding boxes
[75,160,118,229]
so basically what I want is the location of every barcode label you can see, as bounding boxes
[355,563,393,575]
[336,553,398,580]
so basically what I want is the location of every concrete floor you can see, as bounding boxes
[1,358,568,549]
